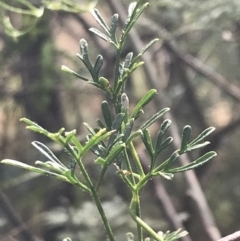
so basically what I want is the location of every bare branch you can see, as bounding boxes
[217,231,240,241]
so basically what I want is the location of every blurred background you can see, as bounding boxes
[1,0,240,241]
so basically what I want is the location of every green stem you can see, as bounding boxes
[135,192,143,241]
[136,172,152,190]
[123,145,136,185]
[129,197,163,241]
[76,158,115,241]
[129,142,145,178]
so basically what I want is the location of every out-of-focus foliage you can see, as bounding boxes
[0,0,98,39]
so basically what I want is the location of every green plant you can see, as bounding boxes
[1,1,217,241]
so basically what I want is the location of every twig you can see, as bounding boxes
[106,1,221,240]
[217,231,240,241]
[0,191,37,241]
[138,18,240,102]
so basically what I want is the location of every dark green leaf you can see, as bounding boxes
[155,119,171,151]
[155,137,173,156]
[112,113,125,130]
[96,119,106,129]
[162,152,179,171]
[101,101,112,130]
[180,125,192,152]
[123,119,134,142]
[93,55,103,77]
[141,129,154,158]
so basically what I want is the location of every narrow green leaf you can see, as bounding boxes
[169,151,217,173]
[96,119,106,129]
[65,129,77,144]
[107,133,124,152]
[116,152,124,168]
[128,2,137,17]
[126,130,142,145]
[82,129,115,155]
[83,122,96,135]
[124,52,133,69]
[157,172,174,180]
[110,14,119,39]
[89,28,112,43]
[134,109,144,120]
[78,39,93,72]
[112,113,125,130]
[140,108,170,130]
[1,159,69,182]
[61,65,89,81]
[131,89,157,118]
[141,129,154,158]
[123,3,149,38]
[123,119,134,142]
[186,142,210,152]
[131,38,159,66]
[105,143,126,166]
[155,137,173,155]
[35,161,66,174]
[189,127,215,146]
[32,141,65,167]
[155,119,171,151]
[20,118,43,130]
[180,125,192,152]
[162,152,179,170]
[71,135,84,153]
[93,55,103,76]
[91,9,110,35]
[101,101,112,130]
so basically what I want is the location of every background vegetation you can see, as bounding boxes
[0,0,240,241]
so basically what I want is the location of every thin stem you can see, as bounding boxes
[76,158,115,241]
[129,142,145,178]
[123,145,136,185]
[135,193,143,241]
[64,145,115,241]
[129,197,163,241]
